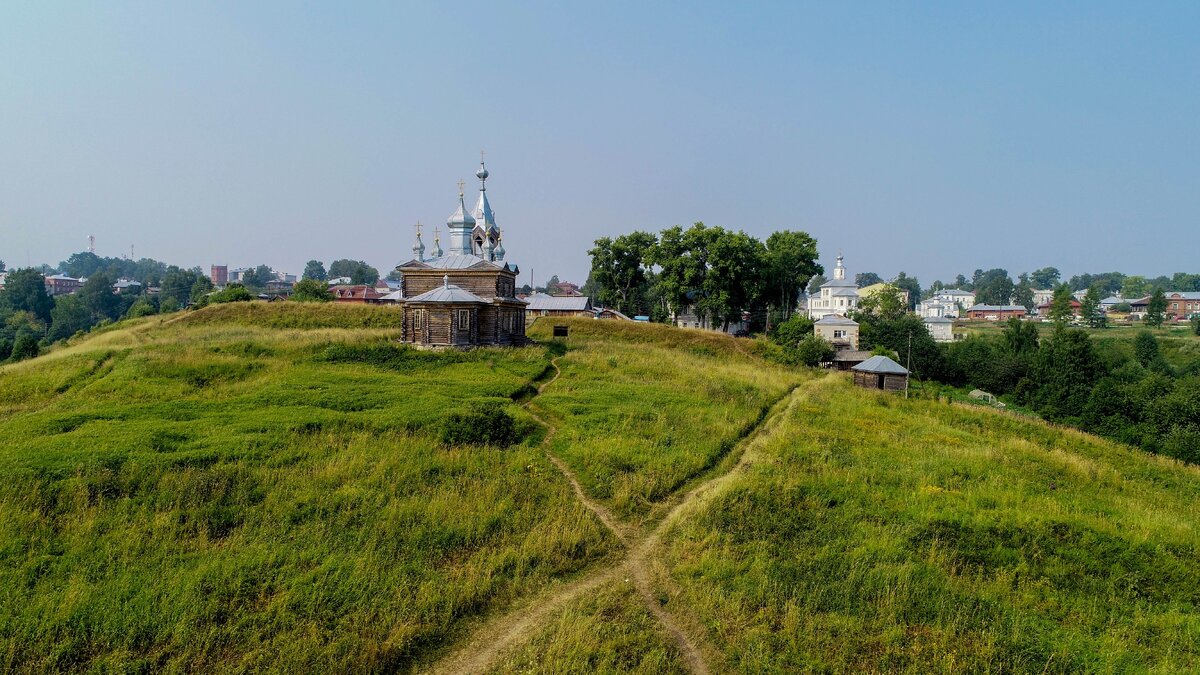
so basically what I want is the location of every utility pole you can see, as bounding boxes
[905,331,912,399]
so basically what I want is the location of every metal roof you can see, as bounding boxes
[401,254,500,271]
[821,277,857,288]
[829,287,860,297]
[525,293,592,311]
[923,316,953,323]
[816,314,858,326]
[851,355,909,374]
[967,304,1026,312]
[833,350,872,362]
[405,283,488,304]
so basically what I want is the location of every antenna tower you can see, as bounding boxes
[88,235,95,254]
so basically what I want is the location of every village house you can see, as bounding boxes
[524,293,594,322]
[965,304,1027,320]
[330,284,387,303]
[808,254,860,320]
[852,355,909,392]
[1164,292,1200,318]
[390,160,528,348]
[1032,289,1055,307]
[814,314,859,350]
[923,316,954,342]
[1036,297,1082,318]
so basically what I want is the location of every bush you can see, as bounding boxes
[210,284,253,304]
[126,298,158,318]
[160,297,180,313]
[440,402,520,447]
[10,332,39,362]
[794,334,835,367]
[769,315,814,348]
[0,338,11,361]
[290,278,334,302]
[1192,315,1200,336]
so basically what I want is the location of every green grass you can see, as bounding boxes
[488,581,686,675]
[0,305,616,672]
[527,318,807,524]
[662,376,1200,672]
[3,305,1200,672]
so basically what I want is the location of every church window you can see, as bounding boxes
[456,309,471,330]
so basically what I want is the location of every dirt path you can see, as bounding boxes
[424,355,823,675]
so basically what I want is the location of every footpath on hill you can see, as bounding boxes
[425,355,827,675]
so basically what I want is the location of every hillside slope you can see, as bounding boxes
[0,306,1197,673]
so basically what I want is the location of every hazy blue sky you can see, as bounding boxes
[2,2,1197,286]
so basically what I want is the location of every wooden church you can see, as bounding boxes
[392,160,528,347]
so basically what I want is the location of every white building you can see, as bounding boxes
[814,314,859,350]
[808,255,860,320]
[923,316,954,342]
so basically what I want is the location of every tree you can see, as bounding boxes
[9,331,39,362]
[210,284,253,304]
[77,273,121,323]
[806,273,827,296]
[126,298,157,318]
[328,259,379,285]
[588,231,656,315]
[46,295,92,342]
[1048,285,1076,325]
[291,278,334,302]
[190,276,215,305]
[302,260,327,281]
[1191,315,1200,336]
[858,313,948,381]
[763,231,821,321]
[855,272,883,288]
[855,285,907,322]
[698,228,766,329]
[794,334,836,367]
[647,223,715,319]
[1133,331,1169,373]
[769,315,814,348]
[973,269,1015,306]
[954,274,971,291]
[1,269,54,325]
[1122,275,1151,300]
[1013,273,1035,310]
[891,272,921,311]
[1001,316,1040,356]
[1030,327,1106,422]
[1030,267,1061,289]
[1080,285,1106,328]
[160,269,199,308]
[1145,287,1167,327]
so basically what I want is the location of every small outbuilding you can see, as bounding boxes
[851,355,909,392]
[923,315,954,342]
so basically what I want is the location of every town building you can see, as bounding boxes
[923,316,954,342]
[1164,292,1200,318]
[919,289,975,318]
[1036,298,1082,318]
[44,274,83,296]
[391,160,527,347]
[852,355,909,392]
[1031,289,1055,307]
[965,304,1027,320]
[330,284,388,303]
[814,314,859,350]
[210,265,228,286]
[808,254,860,320]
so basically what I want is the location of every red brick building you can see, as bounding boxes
[210,265,228,285]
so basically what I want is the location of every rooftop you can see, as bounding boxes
[525,293,592,311]
[852,355,910,375]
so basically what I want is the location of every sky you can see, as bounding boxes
[2,1,1198,287]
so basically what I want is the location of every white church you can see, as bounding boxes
[807,254,860,320]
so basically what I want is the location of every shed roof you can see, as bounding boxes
[816,314,858,326]
[525,293,593,311]
[851,355,909,374]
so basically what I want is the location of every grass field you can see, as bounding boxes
[2,304,1199,672]
[526,319,807,525]
[662,376,1200,672]
[0,305,617,672]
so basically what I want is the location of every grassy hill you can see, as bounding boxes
[1,305,1198,672]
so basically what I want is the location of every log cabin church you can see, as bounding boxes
[392,159,529,347]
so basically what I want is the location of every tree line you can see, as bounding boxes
[587,223,822,327]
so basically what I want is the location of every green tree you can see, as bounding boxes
[855,272,883,288]
[588,231,656,315]
[77,273,121,323]
[1030,267,1061,288]
[1191,315,1200,336]
[291,278,334,302]
[1145,287,1167,327]
[1001,316,1040,355]
[1031,327,1106,421]
[806,273,827,296]
[160,268,199,308]
[859,313,947,381]
[1122,275,1151,300]
[9,331,39,362]
[1080,285,1106,328]
[1048,285,1076,325]
[1013,273,1035,310]
[698,228,766,329]
[329,259,380,285]
[210,284,253,304]
[1133,331,1169,373]
[302,260,327,281]
[855,285,907,322]
[794,334,835,367]
[763,230,821,321]
[1,269,54,325]
[973,269,1015,306]
[769,315,814,348]
[190,276,215,305]
[647,223,715,319]
[891,272,922,311]
[46,295,92,342]
[125,298,157,318]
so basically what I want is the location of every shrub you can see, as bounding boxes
[440,402,519,447]
[1192,315,1200,336]
[126,298,157,318]
[769,315,814,348]
[794,334,835,366]
[10,332,39,362]
[211,284,253,304]
[290,278,334,302]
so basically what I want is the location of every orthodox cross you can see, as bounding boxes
[414,221,423,238]
[457,179,465,195]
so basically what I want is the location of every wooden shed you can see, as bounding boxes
[851,355,909,392]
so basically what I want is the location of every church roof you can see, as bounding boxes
[406,283,489,304]
[447,192,475,227]
[852,355,909,375]
[829,287,859,297]
[400,254,503,271]
[525,293,592,311]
